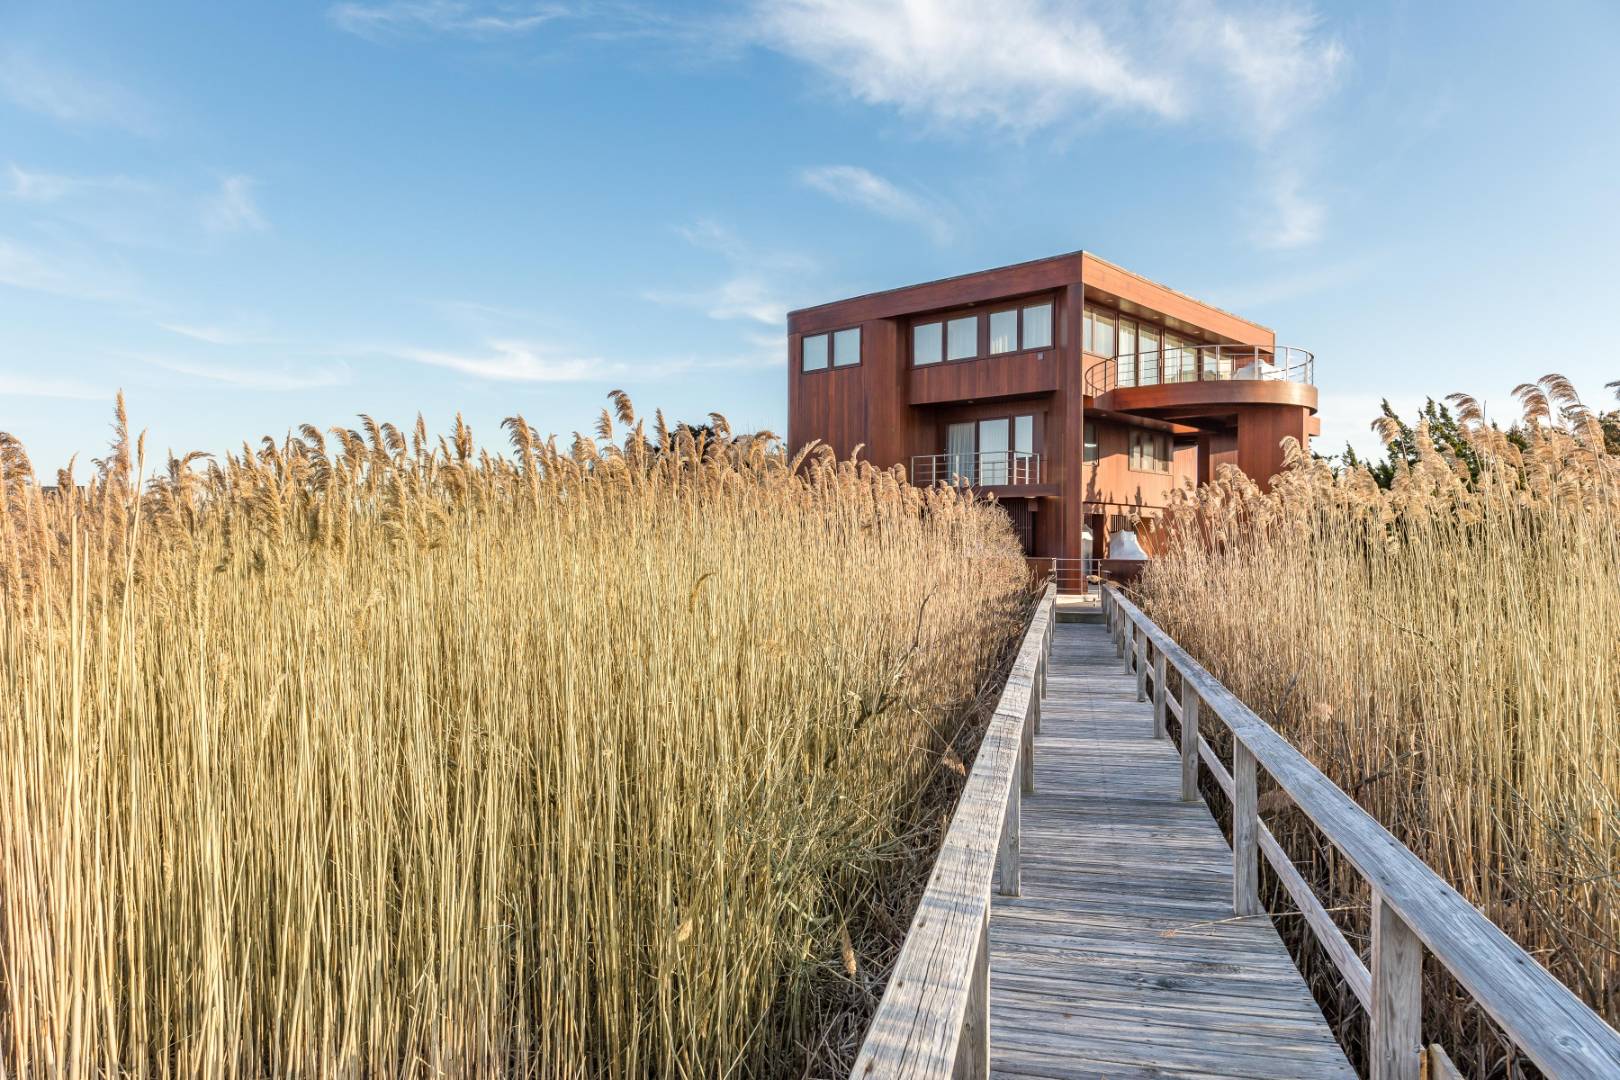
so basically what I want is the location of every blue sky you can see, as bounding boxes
[3,1,1618,474]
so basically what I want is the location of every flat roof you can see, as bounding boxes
[787,249,1273,335]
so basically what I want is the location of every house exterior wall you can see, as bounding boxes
[786,251,1316,563]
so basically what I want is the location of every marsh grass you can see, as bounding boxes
[1136,376,1620,1076]
[0,393,1029,1077]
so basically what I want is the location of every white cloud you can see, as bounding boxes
[0,51,154,133]
[751,0,1346,249]
[800,165,952,244]
[646,219,811,328]
[402,339,630,382]
[158,321,273,346]
[0,237,130,301]
[1256,168,1325,250]
[328,1,571,39]
[644,277,788,327]
[0,372,107,400]
[202,176,268,235]
[752,0,1179,131]
[145,357,347,391]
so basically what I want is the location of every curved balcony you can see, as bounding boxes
[1085,344,1317,416]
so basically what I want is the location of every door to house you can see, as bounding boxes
[1004,500,1037,555]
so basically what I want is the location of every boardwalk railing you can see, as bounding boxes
[849,584,1054,1079]
[1103,585,1620,1080]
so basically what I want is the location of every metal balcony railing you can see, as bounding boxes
[1084,344,1314,397]
[910,451,1042,487]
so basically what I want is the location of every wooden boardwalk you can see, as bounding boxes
[988,621,1354,1080]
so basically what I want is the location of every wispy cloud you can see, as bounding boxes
[0,236,132,302]
[752,0,1178,130]
[1256,168,1325,250]
[328,1,572,40]
[644,219,810,328]
[0,50,155,133]
[157,321,275,346]
[145,357,348,390]
[0,372,108,400]
[202,176,268,235]
[402,339,629,382]
[3,164,142,203]
[800,165,952,244]
[751,0,1345,248]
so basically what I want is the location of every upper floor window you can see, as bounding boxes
[1083,421,1098,464]
[1022,302,1053,349]
[913,321,943,365]
[989,309,1018,354]
[1129,429,1172,473]
[1083,303,1116,358]
[946,316,978,361]
[833,327,861,367]
[803,326,859,371]
[802,333,829,372]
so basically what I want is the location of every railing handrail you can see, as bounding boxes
[909,450,1043,487]
[1102,584,1620,1078]
[1083,343,1315,396]
[849,585,1055,1078]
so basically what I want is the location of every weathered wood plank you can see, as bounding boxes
[986,621,1353,1079]
[1106,586,1620,1077]
[849,589,1054,1079]
[1372,893,1422,1080]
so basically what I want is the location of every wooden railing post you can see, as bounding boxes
[1152,650,1167,739]
[1021,696,1036,794]
[1372,893,1422,1080]
[953,909,991,1079]
[1232,741,1260,916]
[999,753,1023,897]
[1179,685,1200,802]
[1135,634,1149,703]
[1123,620,1134,674]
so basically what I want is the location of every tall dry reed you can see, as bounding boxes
[0,393,1030,1077]
[1135,376,1620,1076]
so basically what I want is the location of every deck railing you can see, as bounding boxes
[849,585,1054,1079]
[1084,343,1314,396]
[1031,556,1099,595]
[910,451,1042,487]
[1103,585,1620,1080]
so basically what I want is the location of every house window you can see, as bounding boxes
[833,327,861,367]
[1084,303,1116,358]
[942,413,1038,485]
[1083,421,1098,464]
[1129,429,1171,473]
[1139,324,1163,383]
[947,316,978,361]
[1023,302,1052,349]
[802,333,829,372]
[913,321,943,365]
[989,310,1018,354]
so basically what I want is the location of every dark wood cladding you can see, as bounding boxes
[910,350,1058,404]
[789,252,1082,332]
[786,251,1316,564]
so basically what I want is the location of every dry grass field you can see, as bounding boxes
[0,393,1030,1077]
[1135,376,1620,1075]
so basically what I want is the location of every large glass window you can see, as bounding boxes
[947,316,978,361]
[978,418,1010,484]
[1085,304,1116,358]
[913,321,943,366]
[1013,414,1035,483]
[989,310,1018,354]
[1139,324,1163,383]
[1118,319,1138,387]
[832,327,861,367]
[1023,302,1052,349]
[947,422,975,482]
[802,333,828,372]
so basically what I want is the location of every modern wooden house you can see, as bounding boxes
[785,251,1319,577]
